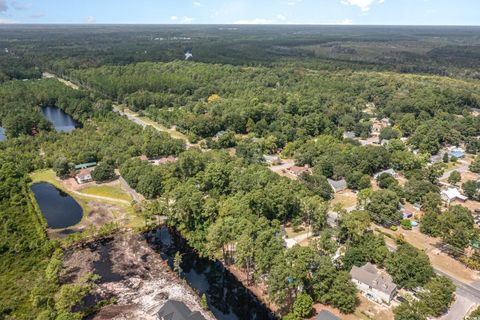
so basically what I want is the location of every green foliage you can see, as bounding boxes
[291,293,313,319]
[447,170,461,185]
[418,276,455,317]
[91,163,116,182]
[463,180,480,200]
[385,243,434,289]
[470,156,480,173]
[366,189,401,226]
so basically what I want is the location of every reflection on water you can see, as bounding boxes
[31,182,83,228]
[145,227,277,320]
[41,105,81,132]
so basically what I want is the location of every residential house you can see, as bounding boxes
[373,168,397,179]
[157,300,205,320]
[343,131,356,139]
[350,263,397,304]
[441,187,468,204]
[327,178,347,193]
[152,156,178,165]
[371,118,390,136]
[448,147,465,159]
[430,152,445,164]
[287,165,311,177]
[316,310,340,320]
[263,154,282,165]
[75,168,93,184]
[471,108,480,117]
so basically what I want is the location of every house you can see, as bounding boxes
[316,310,340,320]
[430,152,445,164]
[263,154,282,165]
[328,178,347,193]
[441,188,468,204]
[287,165,311,177]
[448,147,465,159]
[371,118,390,136]
[74,162,97,170]
[157,300,205,320]
[373,168,397,179]
[152,156,178,165]
[402,209,413,219]
[471,108,480,117]
[213,130,227,140]
[343,131,356,139]
[350,263,397,304]
[75,168,93,184]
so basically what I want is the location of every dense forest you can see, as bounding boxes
[0,25,479,320]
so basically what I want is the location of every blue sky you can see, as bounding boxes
[0,0,478,25]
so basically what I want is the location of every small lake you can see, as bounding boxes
[41,105,81,132]
[145,227,277,320]
[0,127,5,141]
[31,182,83,228]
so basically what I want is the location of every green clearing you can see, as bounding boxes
[79,184,132,202]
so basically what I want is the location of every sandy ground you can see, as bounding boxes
[62,233,214,320]
[312,294,394,320]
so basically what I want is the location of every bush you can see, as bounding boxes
[401,219,412,230]
[91,163,116,182]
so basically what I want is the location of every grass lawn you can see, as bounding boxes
[331,191,358,209]
[30,169,63,189]
[79,184,132,202]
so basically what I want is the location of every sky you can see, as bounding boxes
[0,0,478,25]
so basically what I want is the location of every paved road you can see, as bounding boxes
[440,161,470,180]
[386,242,480,301]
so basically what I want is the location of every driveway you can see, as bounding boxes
[439,290,476,320]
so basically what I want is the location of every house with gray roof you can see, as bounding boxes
[327,178,347,193]
[373,168,397,179]
[350,263,397,304]
[157,300,206,320]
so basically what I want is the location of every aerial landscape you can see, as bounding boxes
[1,1,480,320]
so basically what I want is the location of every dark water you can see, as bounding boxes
[92,242,123,283]
[41,105,81,132]
[0,127,5,141]
[145,227,277,320]
[31,182,83,228]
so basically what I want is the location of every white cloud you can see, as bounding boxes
[338,18,354,24]
[0,0,7,12]
[84,16,96,23]
[276,14,287,21]
[170,15,178,21]
[341,0,382,12]
[234,18,274,24]
[180,16,195,24]
[29,12,45,19]
[0,18,17,24]
[193,1,201,6]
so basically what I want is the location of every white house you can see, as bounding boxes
[350,263,397,304]
[441,188,468,204]
[373,168,397,179]
[75,168,93,184]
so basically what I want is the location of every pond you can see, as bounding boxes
[145,227,277,320]
[41,105,81,132]
[31,182,83,228]
[0,127,5,141]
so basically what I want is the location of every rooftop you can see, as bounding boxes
[351,263,396,296]
[157,300,205,320]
